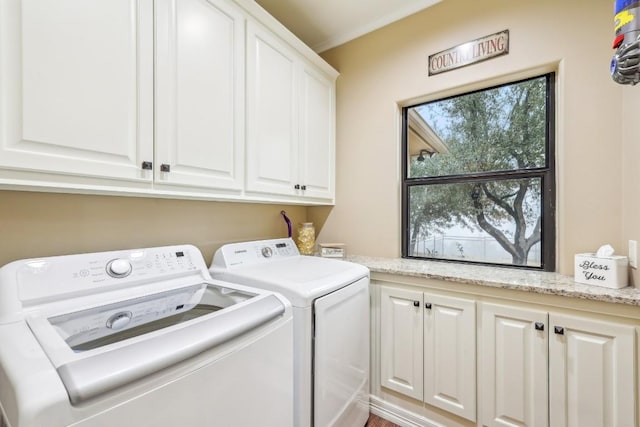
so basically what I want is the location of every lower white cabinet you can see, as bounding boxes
[378,286,638,427]
[380,287,477,421]
[481,303,636,427]
[548,313,636,427]
[380,287,423,400]
[481,303,549,427]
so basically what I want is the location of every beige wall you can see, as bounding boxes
[312,0,624,276]
[622,89,640,287]
[0,190,306,266]
[1,0,630,279]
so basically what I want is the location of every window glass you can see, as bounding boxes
[408,178,542,266]
[403,74,555,270]
[407,77,547,178]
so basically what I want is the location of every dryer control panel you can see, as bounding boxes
[211,238,300,268]
[10,245,204,306]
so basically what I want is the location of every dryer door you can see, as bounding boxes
[313,276,370,427]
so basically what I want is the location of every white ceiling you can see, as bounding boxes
[254,0,442,53]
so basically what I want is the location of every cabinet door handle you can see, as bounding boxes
[534,322,545,331]
[301,185,307,190]
[294,184,300,190]
[141,161,153,170]
[554,326,565,335]
[160,164,170,173]
[425,303,432,309]
[413,301,419,307]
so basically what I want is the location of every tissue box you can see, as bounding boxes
[574,253,628,289]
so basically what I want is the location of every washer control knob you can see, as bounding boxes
[261,247,273,258]
[107,259,132,278]
[106,311,132,330]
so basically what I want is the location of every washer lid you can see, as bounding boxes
[27,282,288,404]
[211,256,368,307]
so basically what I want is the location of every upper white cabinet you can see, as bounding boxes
[380,286,476,422]
[0,0,337,204]
[245,20,298,198]
[0,0,154,182]
[246,19,335,201]
[298,66,335,200]
[155,0,245,191]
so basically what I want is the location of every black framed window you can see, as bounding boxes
[402,73,555,270]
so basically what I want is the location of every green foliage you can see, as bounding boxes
[408,77,547,265]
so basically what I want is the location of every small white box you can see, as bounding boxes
[574,253,629,289]
[318,243,346,258]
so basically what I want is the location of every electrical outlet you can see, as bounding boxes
[629,240,638,269]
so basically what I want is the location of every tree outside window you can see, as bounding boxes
[402,74,555,270]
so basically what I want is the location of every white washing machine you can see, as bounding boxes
[0,245,294,427]
[210,238,370,427]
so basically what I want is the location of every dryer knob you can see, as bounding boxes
[261,247,273,258]
[107,259,132,278]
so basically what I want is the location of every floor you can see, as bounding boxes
[366,413,400,427]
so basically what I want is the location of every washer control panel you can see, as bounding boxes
[106,311,132,330]
[49,284,204,349]
[16,245,204,304]
[212,238,300,268]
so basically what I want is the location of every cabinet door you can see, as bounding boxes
[155,0,244,191]
[423,294,476,421]
[481,303,548,427]
[0,0,153,182]
[298,65,335,200]
[380,287,423,400]
[549,314,635,427]
[245,20,298,196]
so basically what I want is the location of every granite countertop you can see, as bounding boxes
[347,255,640,307]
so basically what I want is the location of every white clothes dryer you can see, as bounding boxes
[0,245,294,427]
[210,238,370,427]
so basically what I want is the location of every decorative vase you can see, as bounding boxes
[296,222,315,255]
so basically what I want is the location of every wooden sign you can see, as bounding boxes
[428,30,509,76]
